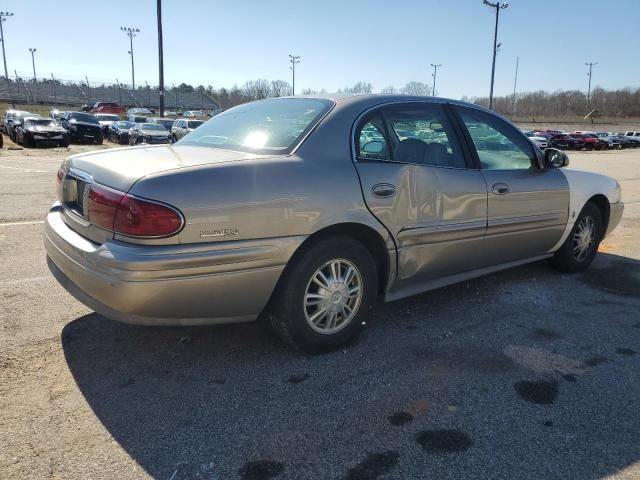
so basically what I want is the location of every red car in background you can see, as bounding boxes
[90,102,126,115]
[550,134,585,150]
[569,132,606,150]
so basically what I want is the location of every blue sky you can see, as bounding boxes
[8,0,640,98]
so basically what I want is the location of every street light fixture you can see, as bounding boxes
[28,48,37,82]
[430,63,442,96]
[120,26,140,90]
[483,1,509,110]
[0,11,14,80]
[289,54,300,96]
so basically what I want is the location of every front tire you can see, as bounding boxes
[267,237,378,353]
[551,202,603,273]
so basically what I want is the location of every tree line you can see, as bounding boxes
[466,87,640,118]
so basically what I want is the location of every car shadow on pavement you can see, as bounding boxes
[61,253,640,480]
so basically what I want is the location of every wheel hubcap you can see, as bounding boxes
[573,216,595,261]
[303,259,363,334]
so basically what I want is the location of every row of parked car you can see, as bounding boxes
[0,108,206,148]
[524,129,640,151]
[79,101,217,119]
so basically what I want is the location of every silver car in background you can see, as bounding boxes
[45,95,623,353]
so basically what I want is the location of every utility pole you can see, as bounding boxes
[512,56,519,114]
[28,48,37,81]
[585,61,598,115]
[121,26,140,90]
[430,63,442,96]
[483,1,508,110]
[51,73,56,101]
[0,11,13,80]
[289,54,300,95]
[156,0,165,117]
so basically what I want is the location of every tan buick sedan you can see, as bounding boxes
[45,95,623,352]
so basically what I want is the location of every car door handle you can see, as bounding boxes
[492,183,510,195]
[372,183,396,198]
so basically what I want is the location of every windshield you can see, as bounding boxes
[141,123,167,131]
[178,98,333,154]
[69,113,99,124]
[26,119,55,127]
[153,119,175,128]
[187,121,204,129]
[96,114,119,121]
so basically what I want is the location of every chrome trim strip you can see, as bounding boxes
[397,220,487,247]
[486,212,566,236]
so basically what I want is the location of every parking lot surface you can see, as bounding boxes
[1,145,639,479]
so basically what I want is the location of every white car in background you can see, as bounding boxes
[524,131,549,150]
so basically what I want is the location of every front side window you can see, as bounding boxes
[458,108,535,170]
[178,98,333,154]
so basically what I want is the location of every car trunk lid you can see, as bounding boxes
[58,145,263,244]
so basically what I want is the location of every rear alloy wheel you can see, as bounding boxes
[550,202,603,273]
[267,237,377,353]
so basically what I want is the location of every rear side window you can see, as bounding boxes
[457,107,535,170]
[357,113,391,161]
[381,103,466,168]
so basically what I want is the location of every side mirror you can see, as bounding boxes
[544,148,569,168]
[362,140,385,154]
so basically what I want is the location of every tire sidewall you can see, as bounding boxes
[276,238,378,353]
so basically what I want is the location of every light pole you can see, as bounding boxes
[28,48,37,81]
[157,0,165,116]
[289,54,300,95]
[483,0,508,110]
[512,56,519,114]
[585,61,598,115]
[0,12,14,80]
[430,63,442,96]
[120,26,140,90]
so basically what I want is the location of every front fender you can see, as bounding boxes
[547,169,622,252]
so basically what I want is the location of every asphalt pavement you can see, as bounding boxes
[1,145,639,480]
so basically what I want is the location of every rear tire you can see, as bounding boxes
[267,237,378,354]
[550,202,603,273]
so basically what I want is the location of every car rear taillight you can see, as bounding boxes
[114,195,183,237]
[88,184,124,230]
[87,183,183,238]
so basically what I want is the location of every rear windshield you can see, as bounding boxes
[115,121,134,128]
[69,113,99,124]
[178,98,334,154]
[187,121,204,129]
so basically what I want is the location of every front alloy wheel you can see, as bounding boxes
[572,216,595,262]
[551,202,602,273]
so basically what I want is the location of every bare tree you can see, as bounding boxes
[270,80,292,97]
[340,81,373,94]
[400,81,430,96]
[380,85,397,94]
[242,79,270,100]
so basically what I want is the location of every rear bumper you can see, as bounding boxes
[44,205,304,326]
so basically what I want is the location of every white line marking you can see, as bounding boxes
[0,165,49,173]
[0,220,44,227]
[1,276,50,285]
